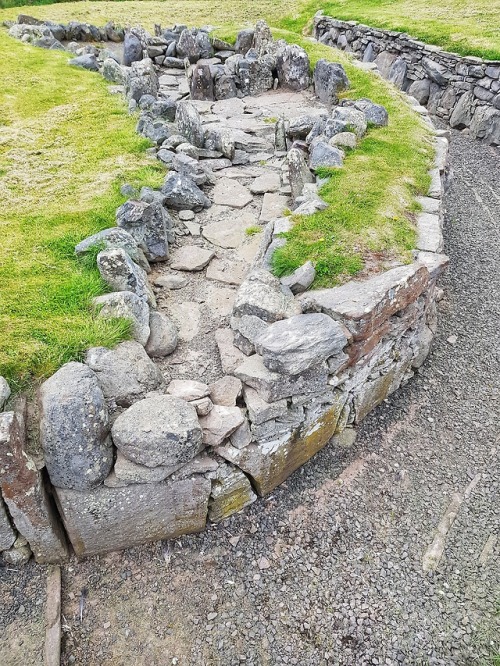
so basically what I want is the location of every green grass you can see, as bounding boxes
[0,30,164,388]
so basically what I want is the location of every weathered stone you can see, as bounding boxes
[206,257,248,285]
[310,141,343,170]
[422,57,449,86]
[112,395,203,468]
[126,58,158,101]
[287,148,314,200]
[154,273,189,289]
[388,57,407,88]
[145,311,178,357]
[255,313,348,375]
[233,354,328,403]
[69,54,99,71]
[170,245,215,271]
[450,91,475,129]
[351,98,389,127]
[288,114,325,138]
[260,193,290,223]
[243,386,287,425]
[3,536,32,566]
[408,79,431,105]
[123,31,143,66]
[209,376,242,407]
[375,51,397,78]
[326,107,367,138]
[202,215,252,249]
[199,405,244,446]
[189,396,213,417]
[280,261,316,294]
[329,132,356,149]
[230,418,253,449]
[235,29,254,55]
[238,52,274,97]
[250,172,281,195]
[76,227,150,271]
[92,292,150,346]
[113,451,181,484]
[0,496,16,551]
[215,328,246,374]
[173,453,219,480]
[55,477,211,557]
[313,59,350,107]
[0,409,68,563]
[233,270,301,323]
[190,63,215,100]
[102,57,127,84]
[299,264,430,341]
[204,127,235,160]
[416,252,449,280]
[208,465,256,523]
[231,314,269,355]
[85,341,163,407]
[469,106,500,145]
[217,392,347,495]
[276,44,310,91]
[97,248,156,307]
[161,172,211,211]
[416,213,444,253]
[0,377,11,411]
[116,199,169,263]
[212,178,253,208]
[176,101,205,147]
[275,116,288,151]
[167,379,210,401]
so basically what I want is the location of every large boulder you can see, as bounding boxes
[276,44,311,91]
[92,291,151,346]
[116,199,170,262]
[469,106,500,145]
[39,363,113,490]
[161,172,211,211]
[449,91,475,129]
[85,341,164,407]
[111,395,204,468]
[123,31,143,66]
[175,101,205,148]
[313,59,349,107]
[125,58,158,102]
[97,248,156,307]
[75,227,150,272]
[255,313,348,375]
[238,50,274,96]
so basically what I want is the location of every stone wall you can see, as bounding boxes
[1,18,449,561]
[314,13,500,145]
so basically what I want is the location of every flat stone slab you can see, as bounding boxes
[170,245,215,271]
[202,213,257,249]
[212,178,253,208]
[206,258,248,285]
[167,301,201,342]
[260,193,289,223]
[250,172,281,194]
[416,213,443,253]
[55,477,211,557]
[299,264,430,341]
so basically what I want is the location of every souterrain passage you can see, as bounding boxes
[1,129,498,666]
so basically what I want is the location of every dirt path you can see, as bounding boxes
[1,131,498,666]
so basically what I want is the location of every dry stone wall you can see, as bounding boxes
[0,17,449,561]
[314,12,500,145]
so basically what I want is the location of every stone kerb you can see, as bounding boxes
[313,12,500,145]
[1,18,448,561]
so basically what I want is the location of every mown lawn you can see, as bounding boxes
[0,0,434,386]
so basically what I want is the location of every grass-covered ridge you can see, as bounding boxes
[0,31,164,388]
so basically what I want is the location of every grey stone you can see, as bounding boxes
[388,57,407,88]
[235,28,254,55]
[123,31,143,66]
[351,98,389,127]
[250,172,281,195]
[69,54,99,71]
[326,107,367,138]
[161,172,211,211]
[215,74,238,100]
[157,148,175,166]
[260,193,290,223]
[102,58,126,84]
[85,341,163,407]
[288,114,325,138]
[422,57,449,86]
[276,44,310,91]
[255,313,348,375]
[55,477,211,557]
[280,261,316,294]
[97,248,156,307]
[113,451,181,484]
[206,257,248,285]
[112,395,203,468]
[408,79,431,105]
[204,127,235,160]
[190,63,214,100]
[469,106,500,145]
[145,311,178,357]
[416,213,444,253]
[126,58,158,102]
[208,465,256,523]
[287,148,314,200]
[450,91,475,129]
[313,59,350,107]
[176,101,205,148]
[243,386,287,425]
[238,52,274,97]
[190,396,214,417]
[0,409,68,563]
[0,496,16,551]
[209,376,242,407]
[171,153,206,185]
[375,51,397,78]
[230,418,253,449]
[199,405,244,446]
[154,273,189,289]
[176,142,199,159]
[116,199,170,262]
[92,291,150,346]
[39,363,112,490]
[231,314,269,355]
[215,328,246,374]
[139,96,177,121]
[0,377,11,411]
[310,141,344,170]
[234,354,329,402]
[233,270,301,323]
[170,245,215,271]
[329,132,357,149]
[167,379,210,401]
[202,216,250,249]
[173,454,219,480]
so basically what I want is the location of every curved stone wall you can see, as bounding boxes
[0,17,449,562]
[314,13,500,145]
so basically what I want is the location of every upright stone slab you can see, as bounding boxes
[313,59,350,107]
[39,363,113,490]
[208,464,256,523]
[0,408,68,563]
[0,495,16,551]
[55,477,211,557]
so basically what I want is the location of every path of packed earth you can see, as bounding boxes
[1,127,498,666]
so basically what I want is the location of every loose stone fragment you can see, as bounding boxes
[169,245,215,271]
[0,496,16,551]
[55,477,211,557]
[116,199,170,263]
[190,397,214,417]
[145,311,178,357]
[167,379,210,401]
[39,363,112,490]
[233,270,301,323]
[209,376,243,407]
[161,172,211,211]
[97,248,156,307]
[243,386,287,425]
[215,328,246,374]
[154,273,189,289]
[208,464,257,523]
[199,405,244,446]
[231,314,269,355]
[85,341,164,407]
[111,395,204,468]
[213,178,253,208]
[250,172,281,194]
[350,98,389,127]
[280,261,316,294]
[230,418,253,449]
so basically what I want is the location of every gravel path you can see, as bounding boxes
[1,131,499,666]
